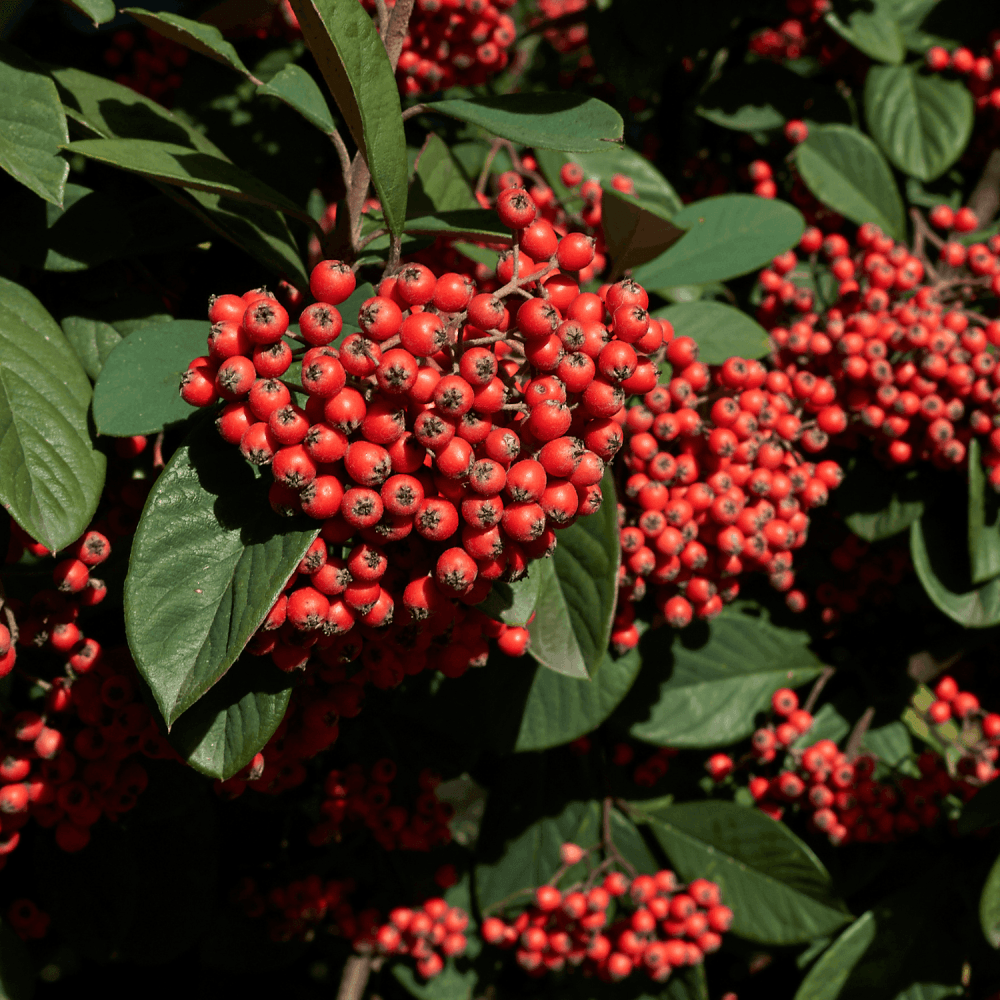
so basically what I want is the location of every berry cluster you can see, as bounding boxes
[531,0,589,55]
[610,742,677,787]
[614,342,844,634]
[360,898,471,979]
[482,844,732,982]
[926,38,1000,115]
[6,899,50,941]
[233,873,358,943]
[101,28,187,105]
[923,674,1000,784]
[359,0,517,95]
[307,759,454,851]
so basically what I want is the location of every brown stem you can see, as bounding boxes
[152,432,165,471]
[382,0,416,72]
[401,104,427,122]
[15,667,50,691]
[803,666,835,714]
[373,0,390,37]
[0,575,18,646]
[476,138,505,196]
[844,706,875,760]
[602,797,637,879]
[331,128,353,196]
[968,148,1000,227]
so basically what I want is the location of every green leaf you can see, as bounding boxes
[92,320,208,437]
[958,778,1000,833]
[403,210,512,242]
[861,721,914,769]
[794,125,906,239]
[980,851,1000,948]
[846,493,925,542]
[826,0,906,64]
[124,416,319,725]
[835,450,930,541]
[288,0,407,236]
[968,438,1000,585]
[618,604,824,748]
[794,912,876,1000]
[61,316,122,381]
[632,195,805,290]
[651,301,770,365]
[257,63,337,136]
[0,919,34,1000]
[0,41,69,207]
[910,512,1000,628]
[515,646,642,752]
[893,988,962,1000]
[864,65,973,182]
[634,800,851,945]
[63,139,308,220]
[477,572,541,627]
[425,94,624,153]
[600,186,686,275]
[6,182,133,272]
[409,133,479,215]
[123,9,252,76]
[528,471,620,679]
[168,655,294,780]
[63,0,116,25]
[0,276,106,552]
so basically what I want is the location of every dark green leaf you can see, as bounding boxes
[0,41,69,206]
[92,320,208,437]
[426,94,624,153]
[409,133,479,215]
[890,0,951,51]
[846,494,925,542]
[6,182,133,272]
[794,912,876,1000]
[528,470,620,679]
[124,416,319,725]
[862,722,914,769]
[893,988,962,1000]
[123,9,252,76]
[981,851,1000,948]
[404,210,511,242]
[168,655,294,780]
[63,0,116,25]
[257,63,337,135]
[910,512,1000,628]
[0,919,34,1000]
[794,125,906,239]
[618,604,824,748]
[600,186,686,274]
[288,0,407,236]
[651,301,770,365]
[63,138,307,220]
[958,778,1000,833]
[864,65,973,182]
[835,450,930,541]
[968,438,1000,585]
[0,276,106,552]
[633,800,850,944]
[632,195,805,290]
[826,0,905,64]
[515,646,642,752]
[477,572,541,627]
[61,315,122,381]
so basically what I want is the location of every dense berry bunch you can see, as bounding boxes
[614,342,844,635]
[531,0,589,54]
[610,742,677,787]
[924,674,1000,784]
[925,36,1000,114]
[482,845,732,982]
[360,898,471,979]
[233,873,358,943]
[359,0,517,95]
[101,28,188,105]
[307,759,454,850]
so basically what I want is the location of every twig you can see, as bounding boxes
[373,0,390,37]
[602,797,637,879]
[803,666,835,714]
[382,0,416,72]
[476,138,505,196]
[968,148,1000,227]
[336,956,373,1000]
[152,432,165,471]
[330,128,353,196]
[0,575,18,646]
[844,706,875,761]
[401,104,427,122]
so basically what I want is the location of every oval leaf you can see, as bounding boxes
[601,186,686,275]
[124,416,319,725]
[618,604,824,748]
[795,912,876,1000]
[64,0,116,25]
[477,572,541,628]
[257,63,336,135]
[61,315,122,382]
[0,41,69,207]
[825,1,905,64]
[0,276,106,552]
[982,852,1000,948]
[632,195,805,291]
[403,209,512,242]
[287,0,407,236]
[123,8,252,77]
[968,438,1000,585]
[92,320,208,436]
[865,65,973,182]
[652,301,770,365]
[426,94,624,153]
[168,655,294,780]
[528,471,620,678]
[794,125,906,239]
[634,800,851,945]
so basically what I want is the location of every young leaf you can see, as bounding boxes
[92,320,209,437]
[793,912,876,1000]
[967,438,1000,585]
[652,301,770,365]
[477,572,541,627]
[61,316,122,381]
[425,94,624,152]
[633,800,851,944]
[124,416,319,726]
[865,65,973,182]
[0,42,69,207]
[528,470,620,679]
[122,9,252,77]
[168,655,294,780]
[0,276,106,553]
[256,63,337,136]
[825,0,905,64]
[794,125,906,240]
[632,195,805,291]
[287,0,407,237]
[600,186,686,274]
[514,645,642,753]
[617,604,824,748]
